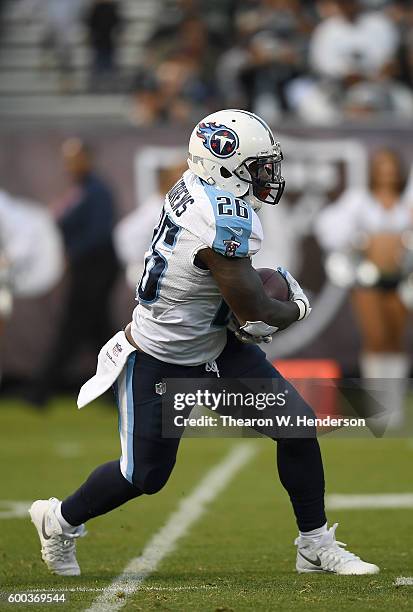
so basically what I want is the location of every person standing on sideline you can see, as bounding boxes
[30,138,119,406]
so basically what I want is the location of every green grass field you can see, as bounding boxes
[0,398,412,611]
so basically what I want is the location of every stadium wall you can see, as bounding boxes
[1,124,412,382]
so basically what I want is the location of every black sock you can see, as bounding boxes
[61,460,142,526]
[276,438,326,532]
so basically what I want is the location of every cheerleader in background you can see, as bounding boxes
[315,148,413,428]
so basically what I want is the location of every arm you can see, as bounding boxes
[198,248,300,331]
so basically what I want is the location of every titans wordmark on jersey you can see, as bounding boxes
[130,170,263,366]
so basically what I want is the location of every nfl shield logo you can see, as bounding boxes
[155,382,167,395]
[112,343,123,358]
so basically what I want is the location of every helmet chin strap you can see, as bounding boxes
[200,160,216,185]
[188,155,216,185]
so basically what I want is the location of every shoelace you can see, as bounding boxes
[44,535,77,563]
[297,523,361,570]
[43,527,85,563]
[318,540,361,570]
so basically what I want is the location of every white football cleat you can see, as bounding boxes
[29,497,86,576]
[295,523,379,575]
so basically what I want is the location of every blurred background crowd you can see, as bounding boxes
[0,0,413,124]
[0,0,412,431]
[132,0,413,125]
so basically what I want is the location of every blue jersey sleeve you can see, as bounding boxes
[213,216,251,257]
[202,183,257,258]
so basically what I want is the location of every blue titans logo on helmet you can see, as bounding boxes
[196,122,239,159]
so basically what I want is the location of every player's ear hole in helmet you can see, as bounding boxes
[220,167,232,178]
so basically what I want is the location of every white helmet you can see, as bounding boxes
[187,109,285,211]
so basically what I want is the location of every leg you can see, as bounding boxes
[60,460,141,526]
[85,244,119,351]
[215,333,378,574]
[216,334,326,531]
[351,287,389,354]
[276,438,325,531]
[30,293,88,404]
[351,286,407,368]
[353,288,409,427]
[382,291,408,352]
[30,350,193,576]
[61,350,186,527]
[379,292,409,427]
[33,247,119,404]
[31,265,98,404]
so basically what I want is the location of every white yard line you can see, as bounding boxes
[3,491,413,520]
[394,577,413,586]
[85,443,257,612]
[326,493,413,510]
[0,500,31,519]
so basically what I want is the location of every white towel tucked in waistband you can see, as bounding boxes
[77,330,136,409]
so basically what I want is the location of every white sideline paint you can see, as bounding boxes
[85,443,257,612]
[395,577,413,586]
[0,585,218,595]
[0,500,31,519]
[326,493,413,510]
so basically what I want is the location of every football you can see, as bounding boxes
[256,267,289,301]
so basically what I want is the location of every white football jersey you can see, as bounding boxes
[315,188,413,252]
[130,170,263,365]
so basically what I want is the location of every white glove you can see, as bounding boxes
[227,313,273,345]
[276,266,311,321]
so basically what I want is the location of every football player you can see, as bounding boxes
[29,110,379,577]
